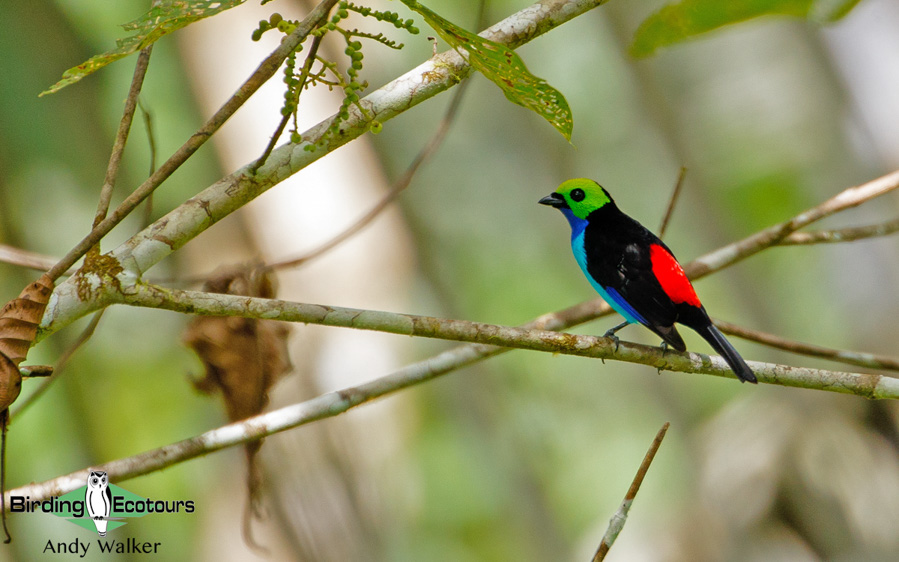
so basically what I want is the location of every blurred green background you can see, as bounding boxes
[2,0,899,560]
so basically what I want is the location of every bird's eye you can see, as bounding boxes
[570,188,585,202]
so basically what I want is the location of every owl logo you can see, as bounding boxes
[85,470,112,536]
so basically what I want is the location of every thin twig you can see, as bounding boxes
[251,34,323,174]
[9,311,106,419]
[0,244,60,273]
[139,99,158,228]
[18,366,53,378]
[1,411,9,542]
[93,46,154,230]
[593,422,670,562]
[43,0,340,283]
[657,166,686,239]
[61,168,899,341]
[714,318,899,372]
[779,217,899,245]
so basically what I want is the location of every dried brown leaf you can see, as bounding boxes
[0,273,53,543]
[182,266,290,548]
[183,268,290,423]
[0,274,54,412]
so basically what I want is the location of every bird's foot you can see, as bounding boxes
[657,342,669,374]
[603,321,629,353]
[603,333,620,353]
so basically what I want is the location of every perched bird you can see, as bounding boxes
[539,178,756,383]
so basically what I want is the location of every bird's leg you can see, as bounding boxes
[657,342,669,374]
[603,321,630,353]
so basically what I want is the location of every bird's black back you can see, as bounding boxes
[581,202,711,348]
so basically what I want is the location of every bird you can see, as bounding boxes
[539,178,757,383]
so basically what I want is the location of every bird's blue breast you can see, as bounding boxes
[567,214,646,326]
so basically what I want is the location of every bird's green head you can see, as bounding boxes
[538,178,613,220]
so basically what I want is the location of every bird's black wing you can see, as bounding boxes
[618,243,682,325]
[583,219,686,350]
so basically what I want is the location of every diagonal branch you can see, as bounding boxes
[657,166,687,239]
[593,422,670,561]
[92,45,154,231]
[685,169,899,278]
[9,311,106,419]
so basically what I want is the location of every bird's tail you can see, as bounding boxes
[696,323,757,384]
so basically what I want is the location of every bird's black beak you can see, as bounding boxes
[538,192,568,209]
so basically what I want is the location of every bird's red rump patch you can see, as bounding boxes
[649,244,701,307]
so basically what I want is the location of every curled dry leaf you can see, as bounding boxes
[184,267,291,425]
[0,274,54,412]
[182,266,291,547]
[0,273,53,543]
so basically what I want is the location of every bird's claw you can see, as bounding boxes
[603,321,629,353]
[657,342,669,374]
[603,330,621,353]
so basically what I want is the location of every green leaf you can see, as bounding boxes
[631,0,863,58]
[41,0,245,96]
[399,0,573,141]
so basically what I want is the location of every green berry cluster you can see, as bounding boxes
[328,2,419,36]
[254,2,420,149]
[252,12,296,42]
[282,50,306,144]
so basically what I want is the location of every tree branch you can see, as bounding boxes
[715,318,899,372]
[0,244,60,274]
[779,217,899,245]
[685,169,899,279]
[115,282,899,399]
[10,311,105,419]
